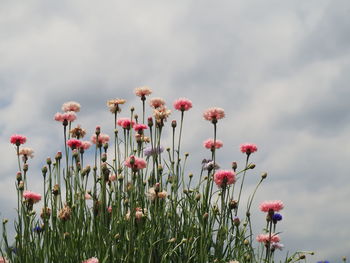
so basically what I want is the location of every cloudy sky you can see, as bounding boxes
[1,0,350,261]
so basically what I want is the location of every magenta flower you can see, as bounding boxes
[61,101,81,112]
[82,257,99,263]
[203,139,223,150]
[214,170,236,188]
[66,139,82,149]
[54,112,77,122]
[256,233,281,244]
[91,133,110,145]
[203,107,225,122]
[173,98,193,111]
[259,200,284,213]
[23,190,42,203]
[124,155,147,170]
[117,118,135,129]
[10,134,27,146]
[134,86,152,98]
[240,143,258,154]
[133,124,148,132]
[149,97,165,109]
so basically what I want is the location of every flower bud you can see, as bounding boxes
[171,120,177,128]
[16,172,22,182]
[46,157,52,165]
[42,166,48,176]
[261,172,267,179]
[95,126,101,136]
[229,200,238,210]
[248,163,255,169]
[55,151,62,160]
[231,161,237,171]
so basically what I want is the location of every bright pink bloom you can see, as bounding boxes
[134,124,148,132]
[259,200,284,213]
[256,233,281,243]
[117,118,135,129]
[240,143,258,154]
[91,133,110,145]
[149,97,165,108]
[173,98,193,111]
[82,257,99,263]
[54,111,77,122]
[124,155,147,170]
[23,190,41,203]
[203,107,225,122]
[203,139,223,149]
[62,101,81,112]
[214,170,236,188]
[81,141,92,150]
[66,139,82,149]
[134,86,152,97]
[10,134,27,145]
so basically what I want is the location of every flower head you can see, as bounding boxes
[240,143,258,154]
[23,190,41,203]
[256,233,281,243]
[149,97,165,108]
[202,160,220,171]
[134,86,152,98]
[214,170,236,188]
[91,133,110,145]
[82,257,99,263]
[66,139,82,149]
[62,101,80,112]
[70,125,86,139]
[203,107,225,122]
[144,145,164,157]
[271,242,284,251]
[134,124,148,132]
[272,213,283,222]
[19,148,34,158]
[203,139,223,150]
[10,134,27,146]
[126,207,146,221]
[54,112,77,123]
[107,99,126,113]
[124,155,147,171]
[259,200,284,213]
[81,141,92,150]
[173,98,193,112]
[117,118,135,129]
[153,106,171,122]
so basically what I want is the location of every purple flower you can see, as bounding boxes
[144,146,164,157]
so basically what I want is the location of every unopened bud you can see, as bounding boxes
[248,163,255,169]
[195,194,201,201]
[46,157,52,165]
[171,120,177,128]
[261,172,267,179]
[232,161,237,171]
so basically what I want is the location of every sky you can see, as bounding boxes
[1,0,350,261]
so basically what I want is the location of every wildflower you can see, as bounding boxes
[58,204,72,221]
[109,174,117,182]
[66,139,82,149]
[153,106,171,122]
[40,207,51,219]
[144,146,164,157]
[54,111,77,123]
[272,213,283,223]
[62,101,80,112]
[259,200,284,213]
[173,98,193,111]
[134,124,148,132]
[70,125,86,139]
[107,206,112,213]
[126,207,146,221]
[203,139,223,150]
[85,193,92,200]
[19,148,34,159]
[214,170,236,188]
[202,160,220,171]
[149,97,165,108]
[271,242,284,251]
[33,225,44,233]
[23,190,41,203]
[240,143,258,154]
[81,141,92,150]
[203,107,225,123]
[82,257,99,263]
[134,86,152,99]
[256,233,281,243]
[124,155,147,171]
[107,98,126,113]
[0,257,7,263]
[91,133,110,145]
[10,134,27,146]
[147,187,167,200]
[117,118,135,129]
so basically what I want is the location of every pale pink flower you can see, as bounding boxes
[134,124,148,132]
[259,200,284,213]
[85,193,92,200]
[54,111,77,122]
[117,118,135,129]
[81,141,92,150]
[203,139,223,150]
[0,257,8,263]
[66,139,82,149]
[126,207,146,221]
[214,170,236,188]
[109,174,117,182]
[153,106,171,122]
[256,233,281,243]
[147,187,157,201]
[82,257,99,263]
[10,134,27,145]
[91,133,110,145]
[271,242,284,250]
[19,147,34,158]
[157,190,167,199]
[23,190,41,203]
[107,98,126,113]
[62,101,80,112]
[134,86,152,98]
[203,107,225,122]
[149,97,165,108]
[240,143,258,154]
[124,155,147,170]
[107,206,112,213]
[173,98,193,111]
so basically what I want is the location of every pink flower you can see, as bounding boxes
[66,139,82,149]
[149,97,165,108]
[62,101,81,112]
[107,206,112,213]
[126,207,146,221]
[81,141,92,150]
[256,233,281,243]
[203,107,225,122]
[85,193,92,200]
[0,257,8,263]
[173,98,193,111]
[240,143,258,154]
[91,133,110,145]
[109,174,117,182]
[82,257,99,263]
[107,98,126,113]
[19,147,34,158]
[54,111,77,122]
[134,86,152,98]
[259,200,284,213]
[124,155,147,170]
[117,118,135,129]
[134,124,148,132]
[203,139,223,150]
[23,190,41,203]
[10,134,27,146]
[214,170,236,188]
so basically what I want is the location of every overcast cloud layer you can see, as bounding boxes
[1,0,350,261]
